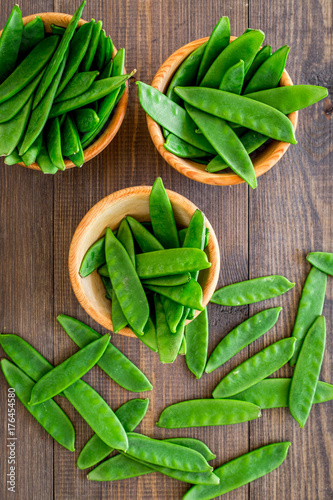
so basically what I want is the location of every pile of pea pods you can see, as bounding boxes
[0,1,134,172]
[137,16,328,188]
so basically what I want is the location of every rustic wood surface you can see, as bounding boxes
[0,0,332,499]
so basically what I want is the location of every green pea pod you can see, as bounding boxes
[0,96,32,156]
[126,216,163,252]
[1,359,75,452]
[105,37,113,65]
[212,337,296,399]
[149,177,179,248]
[4,149,21,165]
[55,71,99,103]
[147,279,204,311]
[0,5,23,83]
[185,103,257,188]
[183,442,291,500]
[57,314,152,392]
[289,267,327,366]
[77,398,149,469]
[88,453,151,481]
[133,316,158,352]
[185,308,209,379]
[46,117,65,170]
[61,114,79,156]
[179,331,186,354]
[101,275,112,299]
[94,30,107,71]
[112,288,128,332]
[205,307,282,373]
[165,438,216,461]
[68,118,84,166]
[56,20,94,96]
[143,274,191,287]
[29,334,110,405]
[197,17,230,85]
[73,107,99,132]
[50,25,65,36]
[157,399,261,428]
[33,0,86,108]
[289,316,326,427]
[117,218,136,266]
[112,48,125,76]
[19,16,44,60]
[219,60,244,94]
[36,141,58,174]
[79,237,105,276]
[155,295,186,363]
[164,134,208,158]
[243,45,271,87]
[21,132,43,167]
[244,45,290,94]
[200,30,265,88]
[176,87,297,144]
[306,251,333,276]
[80,20,102,72]
[99,59,113,79]
[97,264,109,276]
[160,295,184,333]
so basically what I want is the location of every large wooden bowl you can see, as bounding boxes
[2,12,128,170]
[147,37,298,186]
[68,185,220,337]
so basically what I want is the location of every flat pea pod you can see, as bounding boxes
[46,117,65,170]
[219,60,244,94]
[94,30,107,71]
[183,209,205,260]
[80,20,102,72]
[55,71,99,103]
[97,263,110,277]
[147,279,204,311]
[205,307,282,374]
[33,1,86,108]
[200,30,265,88]
[136,82,215,154]
[149,177,179,248]
[197,17,230,85]
[4,149,21,165]
[57,314,152,392]
[185,103,257,188]
[77,398,149,469]
[175,87,297,145]
[50,25,66,35]
[142,273,191,287]
[105,228,149,334]
[0,5,23,83]
[306,251,333,276]
[19,16,44,60]
[289,316,326,427]
[160,295,184,333]
[56,20,94,96]
[155,294,185,363]
[185,308,209,379]
[88,453,151,481]
[246,85,328,113]
[165,438,216,461]
[157,399,261,428]
[0,96,32,156]
[178,334,186,355]
[243,44,271,87]
[1,359,75,452]
[133,316,158,352]
[289,267,327,366]
[112,288,128,332]
[111,48,125,76]
[124,432,213,473]
[211,275,294,306]
[105,37,113,65]
[73,107,99,133]
[61,114,79,156]
[79,237,105,277]
[67,118,84,167]
[183,442,291,500]
[164,134,208,158]
[136,248,211,279]
[36,142,58,174]
[29,334,110,405]
[99,59,113,79]
[102,275,113,299]
[21,132,43,167]
[212,337,296,399]
[244,45,290,94]
[117,218,136,266]
[126,216,163,252]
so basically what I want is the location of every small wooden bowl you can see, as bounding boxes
[147,37,299,186]
[68,185,220,337]
[9,12,128,170]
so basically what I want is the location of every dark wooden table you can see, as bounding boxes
[1,0,332,499]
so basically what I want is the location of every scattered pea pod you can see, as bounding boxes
[185,307,209,379]
[306,251,333,276]
[0,5,23,83]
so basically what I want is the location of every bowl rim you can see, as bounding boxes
[147,35,299,186]
[1,12,128,171]
[68,185,221,337]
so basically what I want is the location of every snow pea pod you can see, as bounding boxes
[34,1,86,108]
[0,96,32,156]
[80,237,106,276]
[164,134,208,158]
[200,30,265,88]
[55,71,99,103]
[61,114,79,156]
[19,16,44,60]
[127,216,164,252]
[97,263,110,276]
[243,45,271,87]
[185,307,209,379]
[0,5,23,83]
[179,335,187,355]
[29,334,110,405]
[147,279,204,311]
[1,359,75,452]
[105,228,149,334]
[157,399,261,428]
[149,177,179,248]
[289,267,327,366]
[105,36,113,65]
[4,149,21,165]
[21,132,42,167]
[99,59,113,79]
[112,288,128,332]
[212,337,296,398]
[165,438,216,461]
[244,45,290,94]
[219,60,244,94]
[50,25,65,35]
[197,17,230,85]
[185,103,257,188]
[77,398,149,469]
[111,47,125,76]
[102,275,113,299]
[47,117,65,170]
[88,453,151,481]
[155,294,185,363]
[205,307,282,373]
[211,275,294,306]
[117,218,135,266]
[36,142,58,174]
[183,442,291,500]
[133,316,158,352]
[183,209,206,276]
[143,274,191,287]
[246,85,328,113]
[306,251,333,276]
[176,87,297,144]
[160,295,184,333]
[57,314,152,392]
[94,30,107,71]
[289,316,326,427]
[67,118,84,167]
[80,20,102,72]
[73,107,99,132]
[136,248,211,279]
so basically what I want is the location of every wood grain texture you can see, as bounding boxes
[0,0,331,499]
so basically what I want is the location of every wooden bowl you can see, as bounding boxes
[6,12,128,170]
[147,37,298,186]
[68,185,220,337]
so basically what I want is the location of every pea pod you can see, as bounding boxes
[0,5,23,83]
[155,294,185,363]
[160,295,184,333]
[68,118,84,167]
[219,60,244,94]
[211,275,294,306]
[80,20,102,72]
[126,216,163,252]
[212,337,296,399]
[289,267,327,366]
[243,45,271,87]
[246,85,328,113]
[143,274,191,287]
[21,132,43,167]
[105,37,113,65]
[157,399,261,428]
[99,59,113,79]
[165,438,216,461]
[111,48,125,76]
[57,314,152,392]
[61,114,79,157]
[197,17,230,85]
[101,275,112,299]
[73,107,99,133]
[1,359,75,452]
[55,71,99,103]
[36,142,58,174]
[88,454,151,481]
[112,289,128,332]
[147,279,204,311]
[4,149,21,166]
[164,134,208,158]
[205,307,282,373]
[0,96,32,156]
[306,251,333,276]
[244,45,290,94]
[149,177,179,248]
[183,442,291,500]
[47,117,65,170]
[50,25,65,36]
[18,16,44,60]
[185,308,209,379]
[94,30,106,71]
[117,218,135,265]
[133,316,158,352]
[79,237,105,277]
